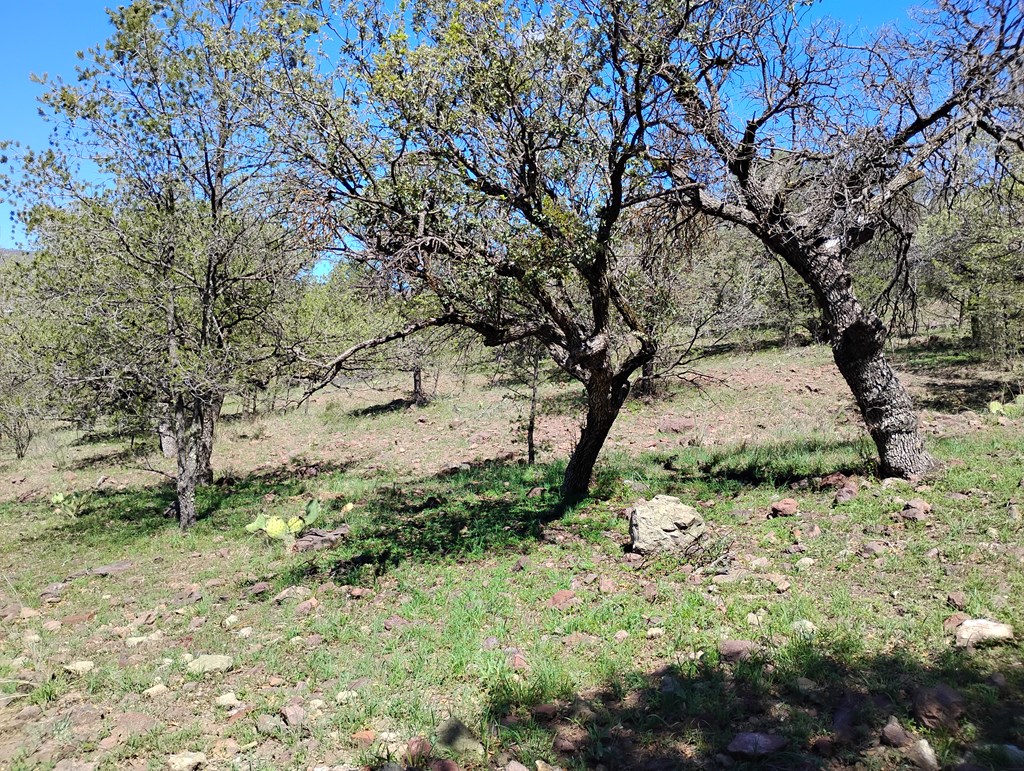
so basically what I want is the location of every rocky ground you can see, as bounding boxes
[0,343,1022,770]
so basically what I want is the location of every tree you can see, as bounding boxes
[278,0,745,498]
[643,0,1024,477]
[12,0,321,528]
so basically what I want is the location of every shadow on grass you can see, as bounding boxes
[348,397,418,418]
[891,339,1014,413]
[680,436,875,490]
[481,635,1024,771]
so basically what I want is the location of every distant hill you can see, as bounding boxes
[0,248,28,266]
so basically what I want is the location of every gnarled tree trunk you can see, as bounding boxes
[195,395,222,486]
[798,247,937,478]
[561,373,631,499]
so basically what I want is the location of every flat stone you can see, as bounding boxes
[187,655,233,675]
[144,684,170,699]
[881,716,914,748]
[216,693,242,708]
[718,639,758,662]
[256,714,285,735]
[769,499,799,517]
[167,751,207,771]
[913,684,964,729]
[727,732,787,757]
[64,661,95,676]
[629,496,708,556]
[955,619,1014,648]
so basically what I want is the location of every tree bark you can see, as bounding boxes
[173,395,201,530]
[799,248,937,478]
[195,395,222,487]
[412,366,427,406]
[560,375,630,499]
[634,359,656,398]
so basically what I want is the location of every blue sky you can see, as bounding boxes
[0,0,916,249]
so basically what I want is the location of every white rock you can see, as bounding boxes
[167,751,207,771]
[23,633,41,644]
[144,683,170,698]
[629,496,707,555]
[791,620,818,636]
[905,738,939,771]
[236,627,253,639]
[64,661,95,675]
[646,627,665,639]
[955,619,1014,648]
[222,614,239,629]
[186,654,233,675]
[335,690,359,705]
[126,636,149,648]
[795,557,816,570]
[216,692,242,708]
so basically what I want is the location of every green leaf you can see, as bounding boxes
[304,499,321,526]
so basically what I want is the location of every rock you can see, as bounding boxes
[527,487,544,498]
[248,581,272,597]
[791,619,818,636]
[429,761,461,771]
[546,590,578,610]
[860,541,887,558]
[435,717,485,759]
[947,592,967,611]
[629,495,708,555]
[64,661,95,676]
[905,739,940,771]
[881,716,914,748]
[769,498,799,517]
[144,684,170,699]
[256,714,285,735]
[810,736,834,757]
[718,640,758,662]
[659,416,696,433]
[727,732,787,757]
[167,751,207,771]
[506,763,531,771]
[272,586,311,604]
[406,736,432,762]
[216,693,242,708]
[350,728,376,746]
[222,614,239,629]
[187,655,233,675]
[913,684,964,729]
[614,630,629,642]
[905,498,933,515]
[291,526,351,553]
[294,597,319,617]
[944,612,969,633]
[281,704,306,727]
[646,627,665,639]
[796,557,816,569]
[335,689,359,704]
[955,618,1014,648]
[834,482,859,504]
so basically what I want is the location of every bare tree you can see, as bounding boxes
[642,0,1024,476]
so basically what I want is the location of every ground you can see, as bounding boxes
[0,341,1022,771]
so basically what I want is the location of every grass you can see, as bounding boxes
[0,345,1023,769]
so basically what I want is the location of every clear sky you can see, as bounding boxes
[0,0,917,249]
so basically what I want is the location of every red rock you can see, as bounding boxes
[914,684,964,729]
[281,704,305,727]
[247,581,272,597]
[294,597,319,617]
[352,729,376,747]
[406,736,432,761]
[947,591,967,611]
[944,612,969,633]
[769,499,799,517]
[547,590,578,610]
[429,761,460,771]
[62,611,97,625]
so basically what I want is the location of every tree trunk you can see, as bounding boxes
[803,248,937,479]
[412,366,427,406]
[560,376,630,499]
[527,349,540,465]
[173,395,201,530]
[195,395,222,487]
[157,406,177,459]
[634,359,656,398]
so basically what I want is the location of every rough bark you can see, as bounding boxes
[798,248,937,478]
[412,366,427,406]
[561,375,631,499]
[634,359,657,398]
[195,395,222,487]
[173,395,201,530]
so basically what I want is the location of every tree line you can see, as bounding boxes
[1,0,1022,528]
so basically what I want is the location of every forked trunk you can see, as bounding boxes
[412,366,427,406]
[560,377,630,499]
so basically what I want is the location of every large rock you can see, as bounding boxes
[629,496,707,556]
[186,655,233,675]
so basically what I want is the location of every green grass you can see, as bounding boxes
[1,396,1024,768]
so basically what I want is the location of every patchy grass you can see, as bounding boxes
[0,346,1022,769]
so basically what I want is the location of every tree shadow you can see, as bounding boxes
[296,459,573,586]
[348,398,418,418]
[676,437,874,490]
[482,635,1024,770]
[890,339,1015,413]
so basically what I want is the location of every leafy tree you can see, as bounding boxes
[12,0,321,528]
[278,0,741,497]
